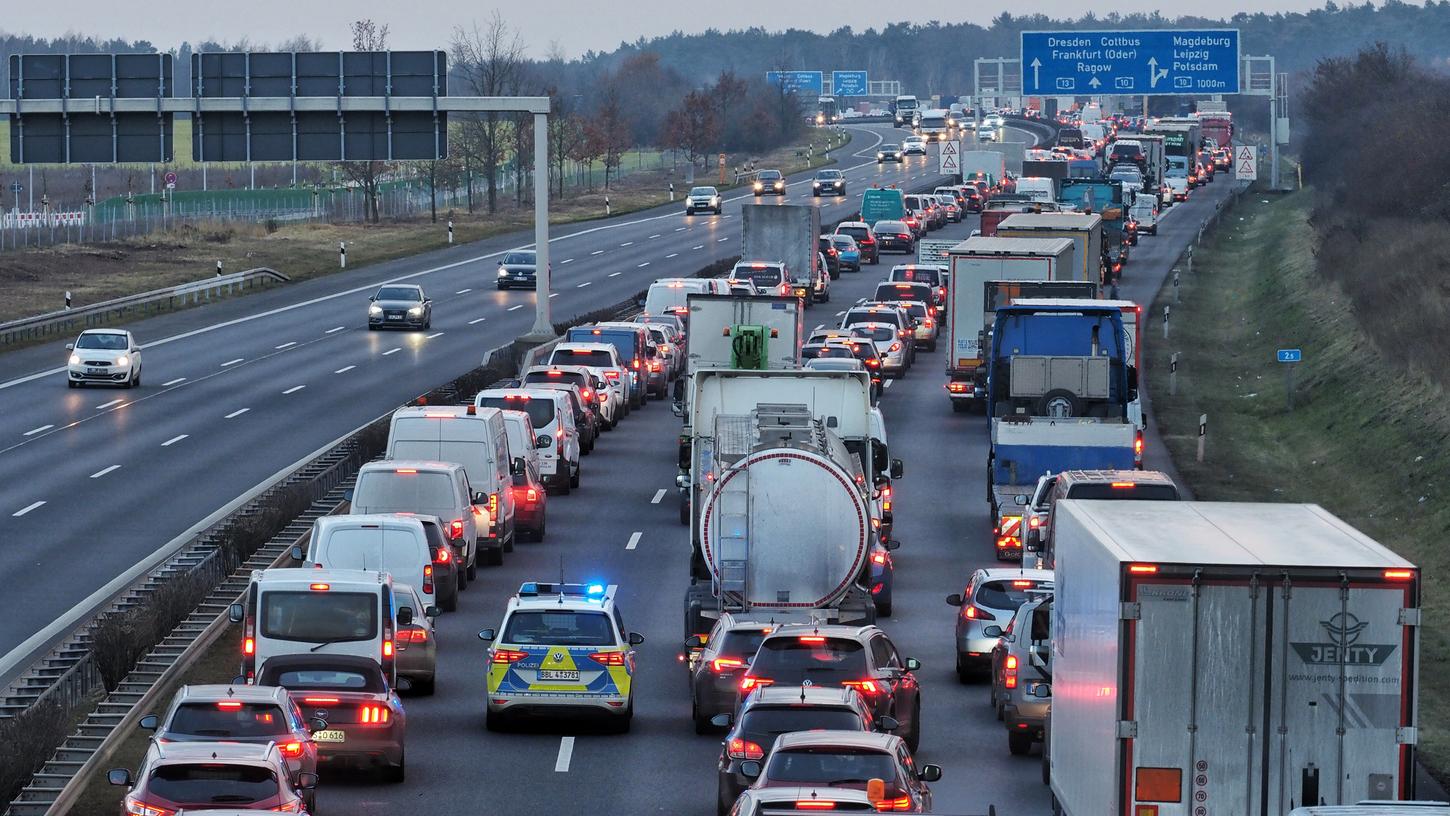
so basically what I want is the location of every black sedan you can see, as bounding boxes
[496,250,542,290]
[811,169,846,197]
[367,284,432,330]
[873,220,915,254]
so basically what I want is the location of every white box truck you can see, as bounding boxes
[961,150,1008,188]
[943,237,1076,411]
[1047,501,1422,816]
[996,212,1104,284]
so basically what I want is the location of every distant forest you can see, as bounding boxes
[5,3,1450,96]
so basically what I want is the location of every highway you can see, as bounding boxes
[0,123,1047,677]
[306,173,1236,815]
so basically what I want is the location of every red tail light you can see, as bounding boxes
[435,546,451,564]
[861,237,875,245]
[947,382,967,393]
[1134,431,1144,466]
[525,487,539,502]
[871,552,887,565]
[739,676,773,692]
[604,370,620,380]
[397,628,429,643]
[727,738,765,760]
[382,640,394,659]
[279,741,304,758]
[423,564,434,595]
[447,519,464,540]
[488,492,499,518]
[632,357,641,369]
[1004,655,1018,688]
[358,704,391,725]
[796,801,837,810]
[491,649,529,664]
[710,657,745,673]
[889,342,902,352]
[243,637,255,656]
[842,679,882,695]
[589,651,626,666]
[876,795,913,812]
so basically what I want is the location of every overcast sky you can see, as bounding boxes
[5,0,1343,56]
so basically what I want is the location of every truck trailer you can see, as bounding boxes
[996,212,1104,284]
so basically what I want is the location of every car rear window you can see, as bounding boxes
[836,227,869,241]
[352,471,455,512]
[852,326,895,342]
[478,395,556,429]
[764,748,898,785]
[1065,483,1180,501]
[748,637,867,684]
[147,764,279,804]
[523,371,586,389]
[260,591,378,643]
[718,628,768,661]
[875,284,930,303]
[733,266,785,287]
[169,703,290,738]
[501,610,615,646]
[259,667,385,693]
[875,222,908,234]
[551,349,616,369]
[976,579,1048,611]
[740,707,864,746]
[843,310,897,328]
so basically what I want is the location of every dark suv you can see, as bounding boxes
[833,222,879,265]
[686,613,773,733]
[739,624,923,750]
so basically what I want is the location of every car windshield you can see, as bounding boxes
[169,703,290,738]
[759,171,781,180]
[1065,483,1180,501]
[880,144,899,151]
[477,395,556,429]
[147,764,279,805]
[764,748,898,785]
[718,628,769,660]
[741,707,864,746]
[748,637,867,684]
[817,171,842,179]
[260,591,377,643]
[1167,169,1189,179]
[75,333,128,350]
[259,667,385,693]
[977,579,1049,611]
[501,610,615,646]
[733,266,784,287]
[690,187,716,196]
[502,252,536,265]
[352,471,455,515]
[376,287,420,301]
[1110,169,1141,180]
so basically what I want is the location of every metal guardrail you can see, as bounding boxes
[0,267,290,347]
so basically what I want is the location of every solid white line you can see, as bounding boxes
[225,408,250,419]
[651,489,667,504]
[468,317,487,324]
[620,241,634,247]
[12,501,44,517]
[507,305,524,311]
[456,288,472,294]
[275,341,296,350]
[162,377,186,386]
[665,253,679,259]
[626,531,642,550]
[590,250,605,256]
[554,737,574,773]
[334,366,356,374]
[577,282,592,288]
[23,425,52,436]
[221,358,243,367]
[282,385,306,395]
[161,434,188,447]
[90,465,121,479]
[383,348,401,356]
[607,272,622,278]
[325,326,346,334]
[95,399,124,409]
[637,262,650,268]
[692,245,704,250]
[560,258,574,264]
[427,332,444,339]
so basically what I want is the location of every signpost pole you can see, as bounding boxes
[527,110,554,340]
[1286,362,1295,411]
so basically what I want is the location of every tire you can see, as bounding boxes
[385,753,406,783]
[483,546,504,567]
[67,380,77,388]
[1009,730,1033,756]
[905,699,922,752]
[613,700,634,734]
[440,578,459,612]
[504,529,515,553]
[456,561,469,591]
[467,558,479,581]
[1041,731,1052,785]
[570,465,581,489]
[558,477,571,496]
[368,324,377,330]
[1036,389,1083,418]
[679,495,690,525]
[714,208,722,215]
[996,699,1005,721]
[127,371,139,389]
[685,208,694,215]
[989,681,999,710]
[485,708,506,732]
[535,517,547,541]
[956,654,973,684]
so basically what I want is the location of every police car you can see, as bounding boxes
[478,582,644,732]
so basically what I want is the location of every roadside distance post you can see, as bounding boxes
[605,196,611,216]
[215,260,222,277]
[1277,348,1302,410]
[448,220,454,244]
[669,182,675,202]
[339,242,346,269]
[1170,352,1179,396]
[1197,414,1207,462]
[1173,271,1180,303]
[1163,305,1171,340]
[65,291,72,310]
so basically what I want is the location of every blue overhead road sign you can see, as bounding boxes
[1020,29,1239,96]
[832,71,869,96]
[766,71,824,96]
[1277,349,1302,363]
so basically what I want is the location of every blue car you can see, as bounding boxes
[828,234,862,273]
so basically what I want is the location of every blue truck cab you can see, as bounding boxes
[1059,179,1130,277]
[566,324,649,406]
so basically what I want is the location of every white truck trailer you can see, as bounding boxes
[1047,500,1422,816]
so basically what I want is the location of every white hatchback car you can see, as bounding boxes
[67,328,142,388]
[902,135,928,155]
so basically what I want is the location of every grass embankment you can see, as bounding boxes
[1146,190,1450,775]
[1,128,846,324]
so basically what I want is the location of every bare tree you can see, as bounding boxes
[338,20,391,222]
[547,88,583,198]
[594,88,631,190]
[451,13,525,214]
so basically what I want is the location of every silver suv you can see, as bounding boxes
[686,186,723,215]
[986,593,1053,756]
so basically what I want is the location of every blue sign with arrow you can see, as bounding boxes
[832,70,869,97]
[1020,29,1239,96]
[1277,348,1302,363]
[766,71,824,96]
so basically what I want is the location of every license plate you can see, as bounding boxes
[87,367,106,374]
[312,730,346,743]
[538,670,579,682]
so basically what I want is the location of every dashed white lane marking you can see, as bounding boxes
[626,532,642,550]
[90,465,121,479]
[884,379,894,389]
[560,258,574,264]
[275,341,296,350]
[456,288,473,294]
[334,366,356,374]
[717,237,729,243]
[651,489,667,504]
[637,262,650,268]
[95,399,124,409]
[674,227,687,232]
[221,358,243,367]
[648,234,661,239]
[577,282,592,288]
[225,408,251,419]
[383,348,402,356]
[469,317,487,324]
[282,385,306,395]
[13,501,44,517]
[608,272,622,277]
[554,737,574,772]
[507,305,524,311]
[591,250,605,255]
[549,293,560,298]
[666,253,679,259]
[427,332,444,339]
[162,377,187,386]
[23,425,52,436]
[620,241,634,247]
[692,245,704,250]
[325,326,346,334]
[161,434,188,447]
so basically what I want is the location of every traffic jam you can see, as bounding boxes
[96,102,1423,816]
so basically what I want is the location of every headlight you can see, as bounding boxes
[69,354,81,365]
[496,268,509,278]
[115,354,131,367]
[813,182,820,187]
[711,197,719,205]
[408,306,423,316]
[754,183,763,190]
[369,304,383,314]
[876,153,884,159]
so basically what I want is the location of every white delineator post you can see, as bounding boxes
[527,110,553,340]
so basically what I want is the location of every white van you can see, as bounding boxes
[231,568,409,684]
[475,389,581,494]
[386,406,515,564]
[547,342,630,416]
[304,515,445,613]
[1015,177,1056,204]
[643,278,727,318]
[349,460,488,576]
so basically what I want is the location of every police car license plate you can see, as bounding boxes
[538,670,579,682]
[312,730,346,743]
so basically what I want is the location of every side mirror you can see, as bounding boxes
[889,459,905,480]
[368,296,376,302]
[343,487,355,502]
[683,634,706,649]
[1032,683,1052,699]
[295,772,319,790]
[920,764,943,782]
[982,625,1004,638]
[1015,494,1029,506]
[227,603,244,623]
[107,769,132,787]
[290,545,304,562]
[945,593,963,607]
[396,606,414,627]
[309,717,328,732]
[879,715,900,732]
[1025,529,1042,552]
[478,628,496,642]
[628,632,645,646]
[511,457,526,476]
[536,435,553,449]
[138,714,159,731]
[66,343,75,350]
[425,606,440,620]
[396,676,413,692]
[473,491,487,504]
[740,760,763,780]
[883,539,901,551]
[904,658,921,672]
[710,713,733,728]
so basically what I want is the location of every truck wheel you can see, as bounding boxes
[1009,730,1032,756]
[1036,389,1082,418]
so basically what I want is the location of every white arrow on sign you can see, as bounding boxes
[1030,58,1042,89]
[1148,57,1170,88]
[1088,76,1101,88]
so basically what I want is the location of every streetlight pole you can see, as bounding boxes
[525,109,554,340]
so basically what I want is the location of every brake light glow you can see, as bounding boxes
[397,628,429,643]
[382,640,394,659]
[243,637,255,655]
[871,552,887,565]
[358,704,391,725]
[488,492,499,517]
[309,583,330,591]
[843,679,881,695]
[302,696,340,705]
[798,636,827,643]
[394,468,418,474]
[947,382,967,393]
[423,564,434,595]
[727,738,765,760]
[710,657,744,673]
[739,676,773,692]
[1005,655,1018,688]
[216,700,243,710]
[525,487,539,502]
[1128,564,1159,574]
[491,649,529,664]
[279,740,304,758]
[123,799,173,816]
[795,801,837,810]
[435,547,451,564]
[876,795,913,812]
[1384,569,1416,580]
[1135,432,1145,465]
[447,519,464,540]
[589,651,626,666]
